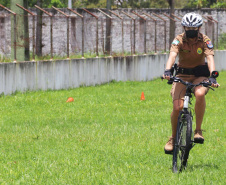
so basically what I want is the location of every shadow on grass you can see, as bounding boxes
[186,163,219,172]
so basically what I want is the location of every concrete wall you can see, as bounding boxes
[1,51,226,96]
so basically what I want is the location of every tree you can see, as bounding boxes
[168,0,175,50]
[36,0,43,57]
[113,0,168,8]
[184,0,220,8]
[105,0,111,55]
[11,0,30,61]
[0,0,10,7]
[211,0,226,8]
[24,0,30,61]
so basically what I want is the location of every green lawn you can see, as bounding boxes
[0,72,225,184]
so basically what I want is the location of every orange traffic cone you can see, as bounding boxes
[66,97,74,102]
[140,92,145,100]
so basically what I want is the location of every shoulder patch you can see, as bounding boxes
[206,40,213,49]
[172,39,180,45]
[204,38,210,43]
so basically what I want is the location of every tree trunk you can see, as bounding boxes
[105,0,111,55]
[36,0,43,57]
[169,0,175,50]
[24,0,30,61]
[11,0,30,61]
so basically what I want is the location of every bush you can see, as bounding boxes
[218,33,226,50]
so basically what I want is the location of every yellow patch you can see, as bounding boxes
[197,48,202,54]
[204,38,210,43]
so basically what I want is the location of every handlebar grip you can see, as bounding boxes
[207,82,212,86]
[202,82,212,87]
[161,76,174,85]
[167,80,174,85]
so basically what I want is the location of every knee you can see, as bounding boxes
[195,90,205,101]
[173,103,183,113]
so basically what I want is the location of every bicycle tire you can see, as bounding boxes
[172,113,192,173]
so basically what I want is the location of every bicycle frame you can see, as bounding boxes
[183,86,193,113]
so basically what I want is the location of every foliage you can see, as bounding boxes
[74,0,107,8]
[185,0,209,8]
[115,0,168,8]
[0,0,68,8]
[211,0,226,8]
[218,33,226,50]
[27,0,68,8]
[184,0,226,8]
[0,55,11,63]
[0,0,10,7]
[0,0,226,8]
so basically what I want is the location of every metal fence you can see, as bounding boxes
[0,5,223,61]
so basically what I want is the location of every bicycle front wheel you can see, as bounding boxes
[172,113,192,173]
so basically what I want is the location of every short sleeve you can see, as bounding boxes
[170,38,180,54]
[203,36,214,56]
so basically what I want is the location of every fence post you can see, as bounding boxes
[0,4,17,62]
[98,9,112,57]
[52,6,70,59]
[205,16,219,49]
[35,5,53,59]
[152,13,167,53]
[67,8,84,58]
[162,13,177,50]
[109,10,124,55]
[122,11,136,55]
[132,11,147,54]
[82,8,99,57]
[212,18,219,49]
[171,13,181,21]
[143,12,157,54]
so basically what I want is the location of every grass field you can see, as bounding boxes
[0,72,225,184]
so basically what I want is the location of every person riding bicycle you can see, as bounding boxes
[163,12,220,154]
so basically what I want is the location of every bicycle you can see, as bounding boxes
[163,76,216,173]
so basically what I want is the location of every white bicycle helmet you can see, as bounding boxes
[181,12,203,27]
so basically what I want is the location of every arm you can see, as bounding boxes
[163,51,178,80]
[206,55,215,73]
[206,55,220,87]
[165,51,177,70]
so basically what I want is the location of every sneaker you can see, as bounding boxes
[194,130,204,144]
[164,137,174,154]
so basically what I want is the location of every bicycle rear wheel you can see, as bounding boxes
[172,113,192,173]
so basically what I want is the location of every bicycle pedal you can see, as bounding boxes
[164,149,173,155]
[194,138,204,144]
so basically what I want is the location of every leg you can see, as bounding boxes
[165,99,183,153]
[165,77,189,154]
[171,100,184,138]
[194,86,206,130]
[194,86,207,143]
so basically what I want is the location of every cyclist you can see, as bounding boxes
[163,12,220,154]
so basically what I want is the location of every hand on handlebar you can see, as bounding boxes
[162,69,172,81]
[209,80,220,88]
[209,71,220,88]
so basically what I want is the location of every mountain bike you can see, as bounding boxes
[163,76,215,173]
